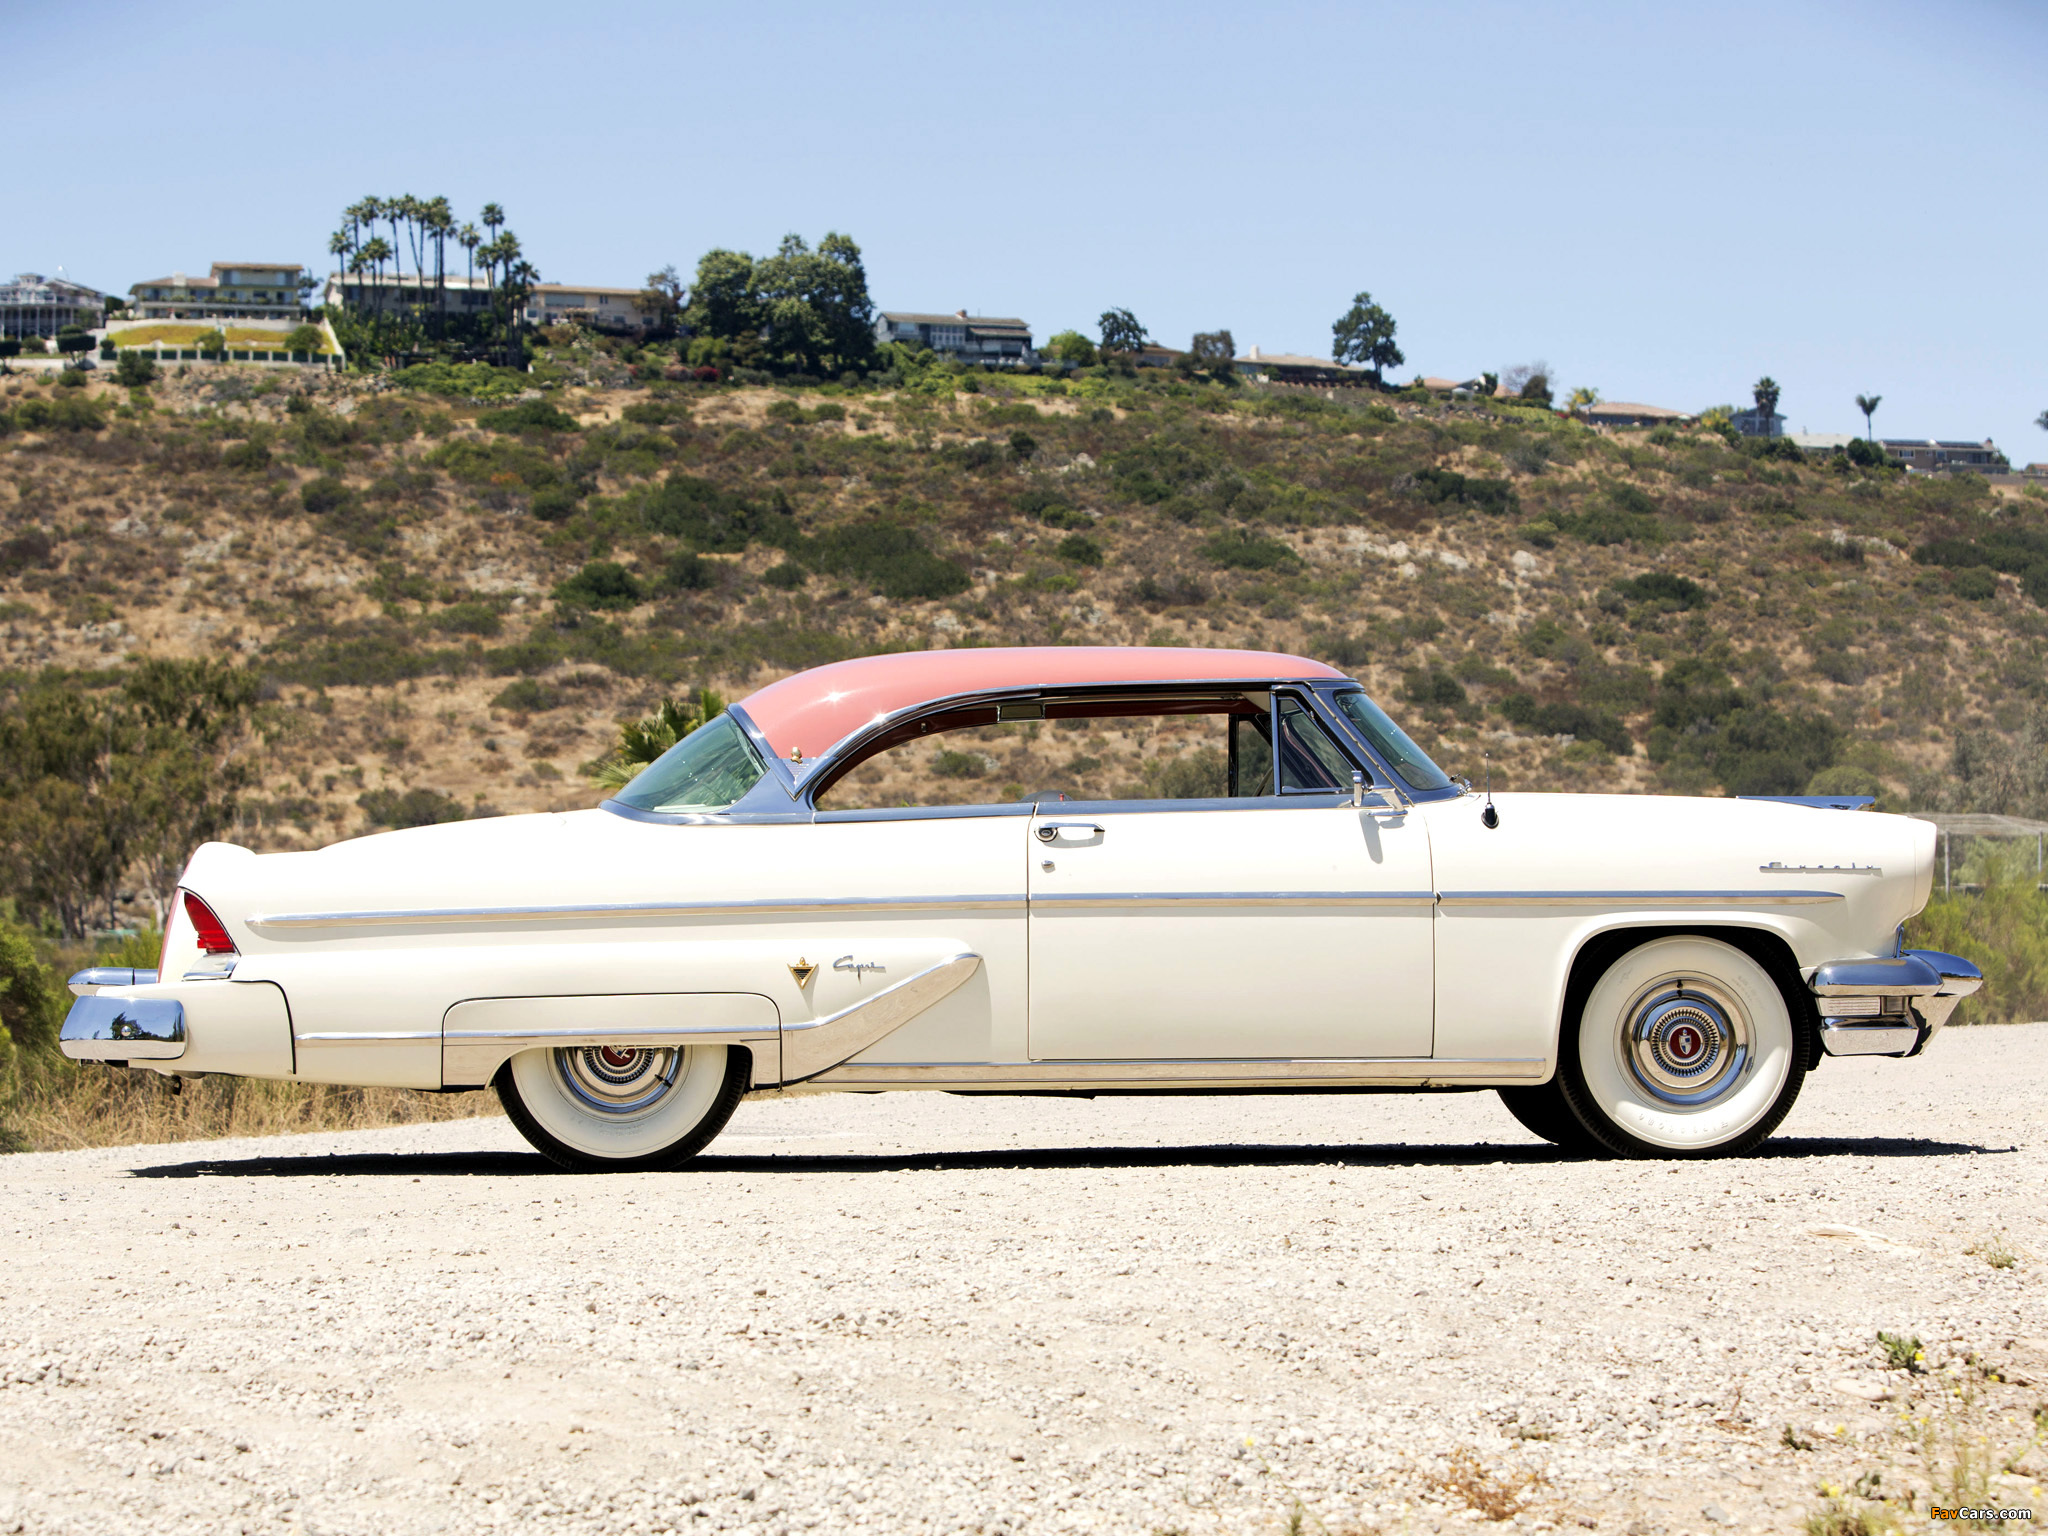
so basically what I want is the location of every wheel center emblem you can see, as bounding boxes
[1666,1023,1704,1062]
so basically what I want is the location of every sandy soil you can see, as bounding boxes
[2,1027,2044,1535]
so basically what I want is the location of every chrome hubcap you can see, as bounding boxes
[1622,978,1750,1106]
[553,1045,683,1116]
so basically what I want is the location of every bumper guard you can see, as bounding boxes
[1809,949,1982,1058]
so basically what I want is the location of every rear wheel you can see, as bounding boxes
[1558,935,1804,1159]
[495,1043,750,1172]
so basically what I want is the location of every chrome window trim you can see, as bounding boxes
[794,678,1338,809]
[248,894,1028,930]
[1307,682,1461,803]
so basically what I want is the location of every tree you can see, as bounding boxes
[114,350,157,387]
[1566,386,1601,417]
[2034,408,2047,434]
[587,690,726,790]
[284,323,324,354]
[1855,393,1882,440]
[1045,330,1097,366]
[1504,361,1553,406]
[54,331,93,361]
[637,264,687,334]
[1098,308,1148,355]
[1330,291,1404,387]
[1189,330,1236,377]
[1753,376,1781,423]
[681,234,875,376]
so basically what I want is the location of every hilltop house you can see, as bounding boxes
[1730,404,1786,438]
[875,310,1034,367]
[1881,439,2008,474]
[1788,432,1860,455]
[1234,346,1369,385]
[1417,375,1488,397]
[323,271,494,318]
[523,284,652,334]
[129,263,304,321]
[0,272,107,339]
[1582,401,1694,428]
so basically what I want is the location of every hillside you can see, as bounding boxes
[4,350,2046,922]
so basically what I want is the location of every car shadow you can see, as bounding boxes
[127,1135,2008,1179]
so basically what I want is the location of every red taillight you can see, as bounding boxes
[183,892,238,955]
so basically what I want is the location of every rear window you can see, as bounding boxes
[612,714,767,814]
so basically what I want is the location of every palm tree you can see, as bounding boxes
[2035,408,2047,434]
[1855,393,1882,441]
[459,224,481,285]
[1752,376,1781,425]
[1566,386,1600,418]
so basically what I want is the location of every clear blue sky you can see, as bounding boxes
[10,0,2044,455]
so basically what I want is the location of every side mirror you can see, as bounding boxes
[1350,769,1365,808]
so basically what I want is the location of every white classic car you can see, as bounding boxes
[62,646,1979,1169]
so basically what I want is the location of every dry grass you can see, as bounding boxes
[11,1065,499,1153]
[1427,1446,1546,1521]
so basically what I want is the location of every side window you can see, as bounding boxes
[1276,697,1359,793]
[813,698,1288,809]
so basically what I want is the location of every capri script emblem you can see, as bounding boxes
[834,955,886,982]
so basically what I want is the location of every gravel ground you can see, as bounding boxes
[3,1026,2045,1536]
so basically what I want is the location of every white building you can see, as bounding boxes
[1,272,107,339]
[129,263,304,321]
[875,310,1034,367]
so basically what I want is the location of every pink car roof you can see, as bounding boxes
[737,646,1347,762]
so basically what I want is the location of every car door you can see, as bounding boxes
[1027,692,1435,1060]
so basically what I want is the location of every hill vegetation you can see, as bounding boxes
[2,339,2046,1144]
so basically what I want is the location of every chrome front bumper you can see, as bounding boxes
[1809,949,1983,1058]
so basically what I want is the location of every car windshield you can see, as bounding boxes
[611,713,768,814]
[1332,690,1453,792]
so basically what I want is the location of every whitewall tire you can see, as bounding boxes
[495,1043,750,1172]
[1559,935,1806,1159]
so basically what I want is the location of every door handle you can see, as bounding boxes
[1036,822,1105,844]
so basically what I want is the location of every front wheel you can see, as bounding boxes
[1557,935,1805,1159]
[495,1043,750,1172]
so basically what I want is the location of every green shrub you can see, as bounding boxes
[1202,529,1299,570]
[555,561,644,610]
[476,399,578,435]
[1412,466,1516,516]
[932,747,987,779]
[1151,746,1227,799]
[1915,528,2048,605]
[222,439,270,472]
[1612,571,1709,609]
[491,678,560,713]
[13,395,105,432]
[800,522,968,600]
[390,362,534,401]
[283,323,326,354]
[114,351,158,387]
[641,474,792,552]
[357,787,469,828]
[1128,572,1210,608]
[1055,533,1104,566]
[430,601,504,636]
[1949,567,1998,600]
[300,477,352,515]
[1553,504,1666,546]
[1646,660,1839,792]
[1403,668,1470,711]
[761,561,807,589]
[428,437,562,493]
[660,550,715,592]
[1502,694,1633,754]
[530,487,582,522]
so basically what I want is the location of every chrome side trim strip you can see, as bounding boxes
[60,996,186,1061]
[250,895,1027,930]
[297,1030,442,1042]
[806,1056,1546,1088]
[780,952,982,1083]
[1438,889,1844,908]
[1032,891,1437,909]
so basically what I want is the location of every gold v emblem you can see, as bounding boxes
[788,958,817,987]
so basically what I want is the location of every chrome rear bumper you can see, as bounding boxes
[1810,949,1983,1058]
[59,995,186,1062]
